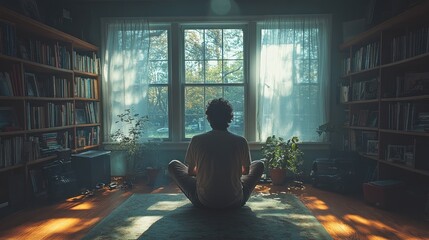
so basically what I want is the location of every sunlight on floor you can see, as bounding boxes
[15,217,101,239]
[148,200,188,211]
[302,196,329,210]
[70,202,94,210]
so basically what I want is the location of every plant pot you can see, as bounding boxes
[146,167,160,186]
[269,168,287,185]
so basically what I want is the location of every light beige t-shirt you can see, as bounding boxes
[185,130,251,209]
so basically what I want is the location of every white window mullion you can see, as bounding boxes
[170,23,182,141]
[247,21,257,142]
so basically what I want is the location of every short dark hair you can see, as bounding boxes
[205,98,233,130]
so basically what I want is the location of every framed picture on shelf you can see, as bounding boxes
[366,140,379,155]
[25,73,39,97]
[387,145,406,162]
[361,131,377,152]
[75,109,87,124]
[0,107,20,132]
[367,111,378,127]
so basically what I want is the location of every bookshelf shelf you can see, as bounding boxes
[379,160,429,177]
[26,155,58,166]
[0,164,25,173]
[340,1,429,189]
[341,66,380,79]
[345,99,379,105]
[381,95,429,102]
[0,6,102,212]
[346,126,378,131]
[379,129,429,137]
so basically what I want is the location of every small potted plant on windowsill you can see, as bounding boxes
[261,135,304,185]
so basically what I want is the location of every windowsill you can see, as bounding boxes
[103,141,330,151]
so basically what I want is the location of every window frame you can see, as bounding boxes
[179,24,249,140]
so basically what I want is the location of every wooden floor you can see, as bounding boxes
[0,178,428,240]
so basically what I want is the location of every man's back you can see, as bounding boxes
[186,130,251,209]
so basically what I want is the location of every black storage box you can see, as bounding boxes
[43,159,79,201]
[72,150,111,189]
[310,157,356,193]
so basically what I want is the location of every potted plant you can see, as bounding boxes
[261,135,304,185]
[110,108,148,184]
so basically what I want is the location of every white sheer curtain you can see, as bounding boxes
[101,19,150,142]
[257,15,331,142]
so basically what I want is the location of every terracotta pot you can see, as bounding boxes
[269,168,287,185]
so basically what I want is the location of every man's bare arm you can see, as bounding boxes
[242,165,249,175]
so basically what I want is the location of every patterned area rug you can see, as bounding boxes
[83,193,332,240]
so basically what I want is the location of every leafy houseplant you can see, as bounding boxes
[110,108,148,180]
[261,135,304,185]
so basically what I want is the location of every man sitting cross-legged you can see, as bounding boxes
[168,98,264,209]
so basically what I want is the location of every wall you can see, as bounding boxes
[56,0,369,179]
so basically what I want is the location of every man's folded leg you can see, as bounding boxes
[168,160,203,207]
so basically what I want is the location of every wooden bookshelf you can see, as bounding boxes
[340,1,429,189]
[0,6,101,214]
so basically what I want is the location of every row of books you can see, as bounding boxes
[0,65,23,96]
[24,102,101,130]
[75,102,99,124]
[0,127,100,168]
[20,39,71,70]
[351,77,378,101]
[394,72,429,98]
[26,102,74,130]
[25,73,72,98]
[0,136,23,168]
[73,51,100,74]
[11,72,98,98]
[74,77,99,99]
[343,41,380,75]
[350,110,378,128]
[0,20,17,57]
[76,126,100,148]
[40,132,64,157]
[386,102,429,132]
[390,26,429,63]
[1,21,99,73]
[47,102,75,127]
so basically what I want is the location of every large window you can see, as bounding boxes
[183,27,245,138]
[102,16,331,143]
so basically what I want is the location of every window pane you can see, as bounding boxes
[185,60,204,83]
[205,60,222,83]
[149,30,168,60]
[185,29,204,60]
[149,60,168,84]
[223,29,243,59]
[223,60,243,83]
[185,87,207,138]
[184,86,244,138]
[205,29,222,60]
[147,86,169,138]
